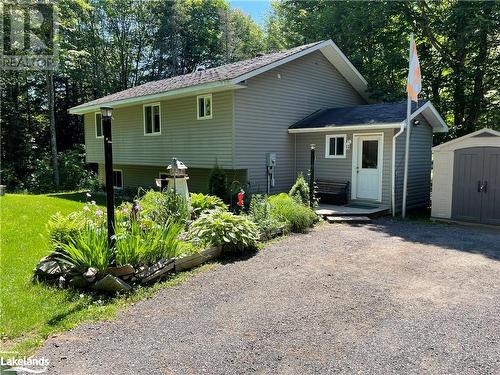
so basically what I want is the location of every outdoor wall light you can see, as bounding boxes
[413,120,420,127]
[100,106,113,118]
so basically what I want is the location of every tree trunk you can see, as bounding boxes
[46,70,59,189]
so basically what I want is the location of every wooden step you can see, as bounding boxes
[326,216,371,223]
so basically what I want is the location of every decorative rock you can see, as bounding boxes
[84,267,98,282]
[35,260,62,277]
[92,274,131,293]
[68,275,90,289]
[107,264,135,277]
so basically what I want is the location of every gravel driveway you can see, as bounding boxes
[38,219,500,374]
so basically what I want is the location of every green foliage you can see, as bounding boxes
[249,194,288,239]
[289,172,310,205]
[115,220,184,267]
[188,209,259,251]
[55,223,111,271]
[268,193,317,233]
[47,212,85,247]
[189,192,227,218]
[208,162,228,200]
[138,189,189,225]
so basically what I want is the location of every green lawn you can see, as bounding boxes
[0,192,213,355]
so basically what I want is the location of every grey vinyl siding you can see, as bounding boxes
[394,116,433,212]
[295,128,394,207]
[234,50,365,194]
[85,91,234,169]
[98,164,246,194]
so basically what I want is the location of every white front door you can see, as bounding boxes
[352,134,383,201]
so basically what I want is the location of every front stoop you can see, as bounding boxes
[326,216,371,223]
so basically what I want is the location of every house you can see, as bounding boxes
[431,128,500,225]
[69,39,448,214]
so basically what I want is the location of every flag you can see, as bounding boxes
[407,34,421,102]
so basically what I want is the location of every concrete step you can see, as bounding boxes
[326,216,371,224]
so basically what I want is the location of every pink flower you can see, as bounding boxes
[95,209,103,217]
[83,206,90,212]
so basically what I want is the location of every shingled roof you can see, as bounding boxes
[289,101,429,130]
[70,41,324,113]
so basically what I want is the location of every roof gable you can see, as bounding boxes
[69,40,369,114]
[433,128,500,151]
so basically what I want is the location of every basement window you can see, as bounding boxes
[325,134,346,158]
[95,112,103,138]
[113,169,123,189]
[144,103,161,135]
[197,94,212,120]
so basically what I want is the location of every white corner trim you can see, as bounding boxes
[143,102,161,136]
[197,93,213,120]
[289,123,401,134]
[411,101,448,133]
[325,134,347,159]
[391,122,405,216]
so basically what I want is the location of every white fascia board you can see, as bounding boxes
[230,39,370,102]
[69,80,244,115]
[288,123,401,134]
[410,101,448,133]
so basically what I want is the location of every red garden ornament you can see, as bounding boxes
[237,190,245,207]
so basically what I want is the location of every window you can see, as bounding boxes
[95,112,103,138]
[159,172,169,190]
[197,94,212,120]
[325,134,346,158]
[113,170,123,189]
[361,140,378,168]
[144,103,161,135]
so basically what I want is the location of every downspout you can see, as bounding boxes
[392,122,405,216]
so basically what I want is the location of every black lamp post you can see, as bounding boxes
[101,106,115,248]
[309,144,315,208]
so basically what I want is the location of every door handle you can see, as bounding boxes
[478,181,482,192]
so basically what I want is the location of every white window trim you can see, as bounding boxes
[143,102,161,136]
[95,112,103,138]
[197,94,213,120]
[325,134,347,159]
[113,169,123,190]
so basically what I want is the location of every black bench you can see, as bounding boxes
[315,180,350,205]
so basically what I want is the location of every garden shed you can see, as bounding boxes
[431,128,500,225]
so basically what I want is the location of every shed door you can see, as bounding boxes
[452,148,483,222]
[480,148,500,225]
[452,147,500,225]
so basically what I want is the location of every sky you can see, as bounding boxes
[229,0,272,26]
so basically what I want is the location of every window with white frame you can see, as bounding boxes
[144,103,161,135]
[113,170,123,189]
[325,134,346,158]
[197,94,212,119]
[95,112,103,138]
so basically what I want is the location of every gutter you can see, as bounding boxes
[288,123,402,133]
[391,121,405,216]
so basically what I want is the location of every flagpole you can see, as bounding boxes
[402,33,413,219]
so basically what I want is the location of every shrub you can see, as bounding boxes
[249,194,287,239]
[47,212,86,246]
[115,220,183,267]
[54,222,111,271]
[190,192,227,218]
[187,209,259,251]
[268,193,317,233]
[138,189,189,225]
[208,162,228,200]
[289,172,310,206]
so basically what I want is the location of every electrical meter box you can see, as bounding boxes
[266,153,276,167]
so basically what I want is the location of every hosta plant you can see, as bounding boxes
[188,209,259,251]
[189,192,227,218]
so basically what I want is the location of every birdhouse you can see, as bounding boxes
[166,158,188,178]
